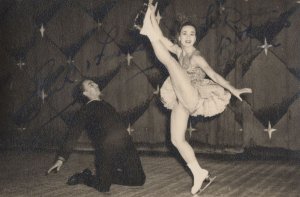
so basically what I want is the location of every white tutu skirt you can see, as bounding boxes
[160,77,231,117]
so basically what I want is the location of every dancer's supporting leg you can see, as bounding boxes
[171,103,208,194]
[140,6,198,113]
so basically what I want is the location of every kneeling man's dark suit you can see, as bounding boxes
[58,100,146,192]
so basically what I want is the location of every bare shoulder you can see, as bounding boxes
[190,52,206,64]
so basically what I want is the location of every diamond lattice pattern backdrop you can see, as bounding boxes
[0,0,299,152]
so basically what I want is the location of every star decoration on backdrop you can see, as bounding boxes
[10,82,14,90]
[17,127,26,132]
[16,59,26,70]
[258,38,273,56]
[187,121,196,138]
[38,89,48,103]
[217,0,226,13]
[220,6,225,13]
[97,19,102,29]
[67,57,75,64]
[155,11,162,24]
[153,85,160,95]
[127,123,135,135]
[126,53,133,66]
[264,121,277,139]
[40,24,45,38]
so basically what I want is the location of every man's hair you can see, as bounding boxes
[72,79,89,104]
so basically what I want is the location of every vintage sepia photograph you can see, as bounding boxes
[0,0,299,196]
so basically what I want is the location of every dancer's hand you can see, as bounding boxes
[231,88,252,101]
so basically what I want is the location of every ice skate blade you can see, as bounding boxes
[197,176,216,195]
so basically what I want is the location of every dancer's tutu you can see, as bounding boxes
[160,77,231,117]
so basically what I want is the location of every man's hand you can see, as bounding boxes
[46,159,63,175]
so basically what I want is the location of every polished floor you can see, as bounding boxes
[0,150,299,197]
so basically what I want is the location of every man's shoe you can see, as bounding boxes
[67,168,92,185]
[82,168,92,176]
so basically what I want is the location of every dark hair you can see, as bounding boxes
[178,21,197,34]
[72,79,89,104]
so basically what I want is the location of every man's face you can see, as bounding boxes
[82,80,101,99]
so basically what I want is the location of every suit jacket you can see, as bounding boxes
[57,100,145,190]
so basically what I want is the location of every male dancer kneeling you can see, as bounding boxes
[47,79,146,192]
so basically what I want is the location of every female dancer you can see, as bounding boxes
[138,1,252,195]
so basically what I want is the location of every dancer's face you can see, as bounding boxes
[178,25,196,47]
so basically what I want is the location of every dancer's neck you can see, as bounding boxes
[182,46,196,56]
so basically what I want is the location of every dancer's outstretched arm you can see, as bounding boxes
[149,3,181,55]
[191,55,252,101]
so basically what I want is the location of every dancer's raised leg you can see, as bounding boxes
[140,6,199,112]
[140,1,159,41]
[149,3,163,38]
[170,103,208,194]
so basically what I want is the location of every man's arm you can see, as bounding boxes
[57,127,83,160]
[47,111,85,174]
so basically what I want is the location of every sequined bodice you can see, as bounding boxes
[178,50,206,82]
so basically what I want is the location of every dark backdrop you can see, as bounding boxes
[0,0,299,153]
